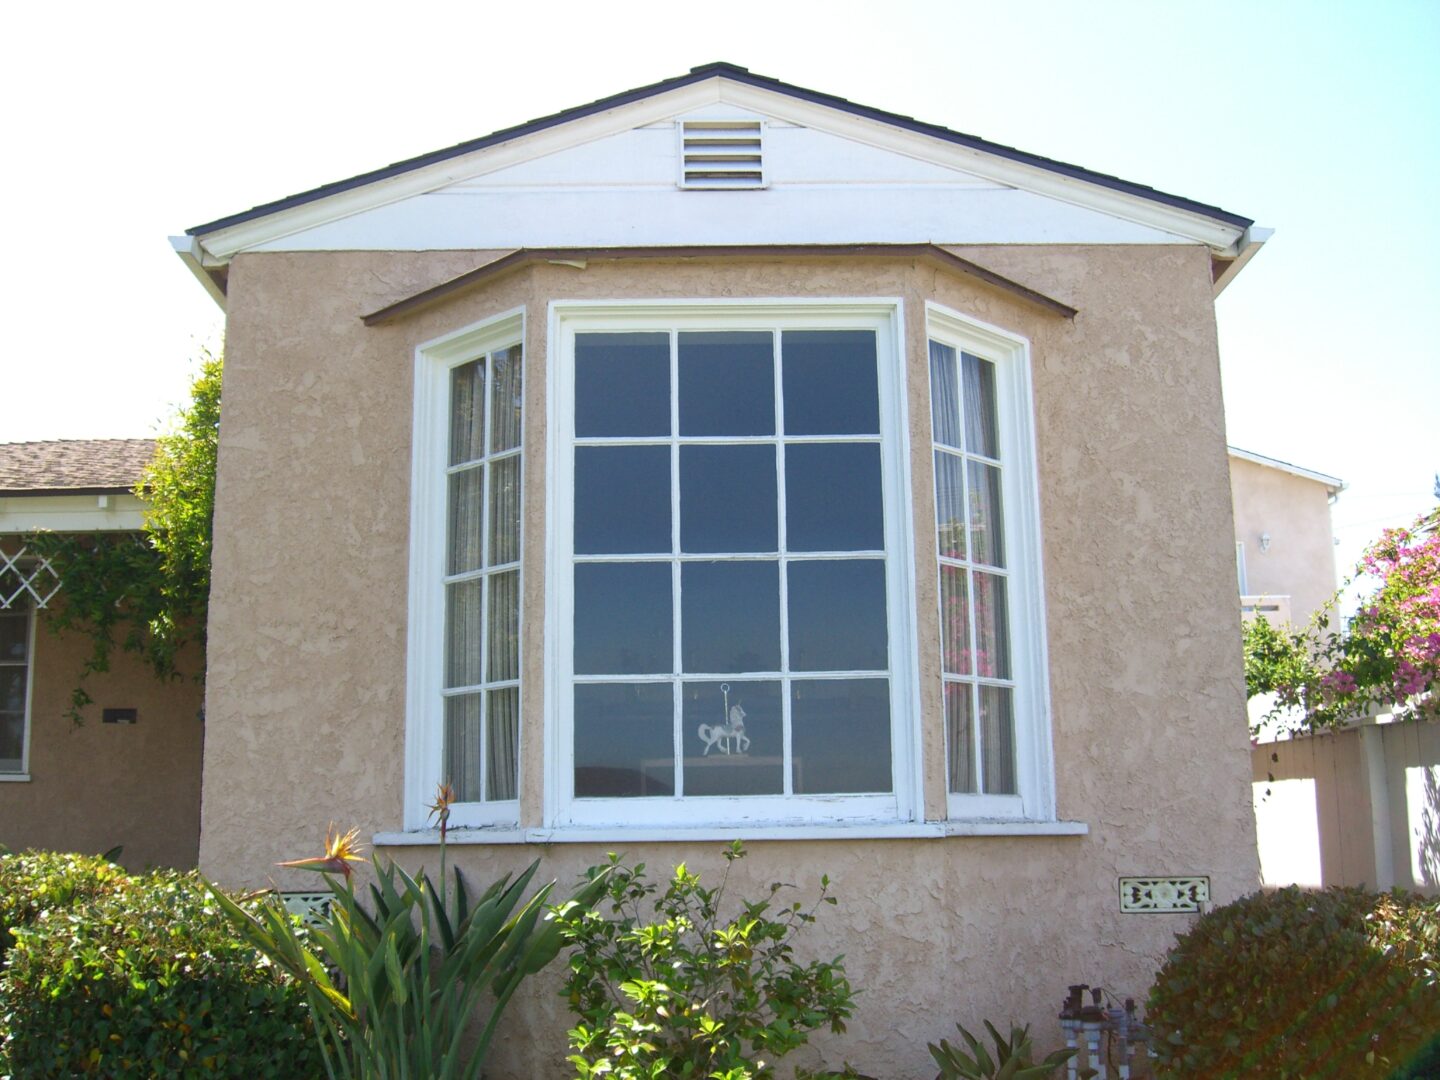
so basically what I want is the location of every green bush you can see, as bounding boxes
[0,850,128,965]
[0,867,320,1079]
[1147,886,1440,1078]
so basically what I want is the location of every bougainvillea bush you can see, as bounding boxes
[1245,506,1439,733]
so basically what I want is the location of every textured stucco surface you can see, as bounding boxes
[203,246,1258,1078]
[1230,455,1338,624]
[0,613,203,870]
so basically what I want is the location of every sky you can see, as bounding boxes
[0,0,1434,592]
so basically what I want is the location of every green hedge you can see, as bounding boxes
[0,855,321,1079]
[0,850,128,965]
[1147,886,1440,1078]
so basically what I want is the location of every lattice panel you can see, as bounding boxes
[280,892,333,926]
[1119,876,1210,913]
[0,546,61,610]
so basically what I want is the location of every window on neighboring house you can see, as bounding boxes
[406,311,524,828]
[0,597,32,775]
[548,302,918,828]
[927,303,1053,822]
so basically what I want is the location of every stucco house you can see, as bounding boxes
[0,440,204,871]
[174,63,1267,1076]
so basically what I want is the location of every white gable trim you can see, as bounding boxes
[190,77,1249,264]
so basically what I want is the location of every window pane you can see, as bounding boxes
[449,359,486,465]
[681,562,780,673]
[781,330,879,435]
[0,614,26,660]
[1,670,25,715]
[682,680,782,795]
[489,345,523,453]
[791,678,891,793]
[678,332,774,436]
[680,445,776,553]
[928,341,961,449]
[446,467,484,574]
[487,687,519,801]
[980,685,1017,795]
[973,572,1012,680]
[1,712,25,769]
[945,683,976,794]
[444,579,484,688]
[574,682,674,797]
[575,332,670,437]
[785,443,883,552]
[967,461,1005,568]
[962,352,999,459]
[488,456,521,566]
[787,560,887,672]
[934,451,966,561]
[574,563,672,675]
[487,571,519,682]
[940,565,970,676]
[444,693,483,801]
[575,446,670,555]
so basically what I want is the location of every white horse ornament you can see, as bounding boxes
[698,684,750,755]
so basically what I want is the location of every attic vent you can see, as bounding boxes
[678,119,765,189]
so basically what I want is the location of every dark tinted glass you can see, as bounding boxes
[791,678,891,793]
[574,682,674,797]
[575,332,670,437]
[781,330,879,435]
[682,680,783,795]
[784,443,883,551]
[681,561,780,673]
[575,446,671,554]
[678,332,774,436]
[787,559,887,671]
[681,445,777,553]
[574,563,672,674]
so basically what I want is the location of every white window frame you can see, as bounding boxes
[0,595,35,781]
[926,302,1055,822]
[405,307,525,830]
[545,298,921,830]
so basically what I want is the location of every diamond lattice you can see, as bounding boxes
[0,545,62,609]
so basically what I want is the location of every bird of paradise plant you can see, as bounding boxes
[208,788,609,1080]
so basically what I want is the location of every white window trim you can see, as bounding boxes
[405,307,525,831]
[0,597,35,781]
[544,298,922,831]
[926,301,1056,823]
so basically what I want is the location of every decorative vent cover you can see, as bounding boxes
[1119,876,1210,913]
[679,119,765,189]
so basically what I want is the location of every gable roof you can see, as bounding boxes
[188,62,1252,240]
[1228,446,1346,498]
[0,440,155,496]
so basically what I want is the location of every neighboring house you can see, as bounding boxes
[1229,445,1344,628]
[0,440,204,871]
[174,63,1266,1075]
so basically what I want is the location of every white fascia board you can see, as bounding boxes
[0,493,147,534]
[169,235,228,310]
[191,76,1247,264]
[1228,446,1346,495]
[1212,226,1273,297]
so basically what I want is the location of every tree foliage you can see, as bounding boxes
[1245,504,1439,733]
[27,353,220,721]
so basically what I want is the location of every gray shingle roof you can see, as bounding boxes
[0,440,155,495]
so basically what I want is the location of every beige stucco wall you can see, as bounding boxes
[202,246,1257,1078]
[1230,455,1338,625]
[0,611,204,871]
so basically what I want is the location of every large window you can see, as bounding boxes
[0,597,32,776]
[548,302,918,828]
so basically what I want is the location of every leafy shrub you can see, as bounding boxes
[928,1020,1075,1079]
[0,849,128,965]
[554,841,855,1080]
[1146,886,1440,1078]
[0,868,320,1079]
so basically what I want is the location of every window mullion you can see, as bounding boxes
[774,327,794,797]
[670,330,683,799]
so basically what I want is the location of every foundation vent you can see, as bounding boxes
[678,119,765,189]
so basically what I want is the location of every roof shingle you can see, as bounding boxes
[0,440,156,495]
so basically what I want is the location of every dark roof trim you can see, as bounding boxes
[0,485,137,497]
[360,244,1079,327]
[190,62,1252,238]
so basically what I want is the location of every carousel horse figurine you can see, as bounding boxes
[699,703,749,756]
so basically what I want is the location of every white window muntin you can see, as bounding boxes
[926,302,1054,822]
[406,308,524,830]
[0,595,35,778]
[546,299,919,829]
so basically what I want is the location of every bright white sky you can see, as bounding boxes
[1,0,1434,587]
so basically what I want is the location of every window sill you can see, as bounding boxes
[374,819,1088,847]
[0,772,31,783]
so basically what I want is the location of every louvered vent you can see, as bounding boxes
[678,119,765,189]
